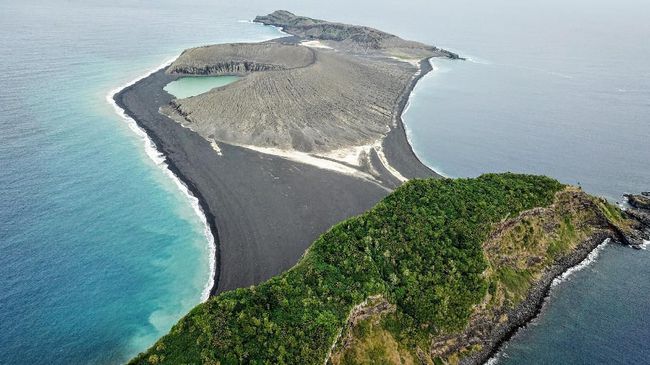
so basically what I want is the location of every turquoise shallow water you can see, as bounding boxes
[164,76,239,99]
[0,1,282,364]
[1,1,648,364]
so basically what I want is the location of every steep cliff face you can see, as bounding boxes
[128,174,648,365]
[167,43,315,75]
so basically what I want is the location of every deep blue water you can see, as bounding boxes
[1,0,648,364]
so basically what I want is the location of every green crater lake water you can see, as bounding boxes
[164,76,239,98]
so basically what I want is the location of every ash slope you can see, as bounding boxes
[164,10,458,156]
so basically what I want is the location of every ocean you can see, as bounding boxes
[0,0,648,364]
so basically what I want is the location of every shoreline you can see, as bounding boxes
[400,58,453,179]
[380,56,442,180]
[112,33,443,297]
[107,42,615,365]
[109,61,217,301]
[114,67,392,296]
[109,30,647,365]
[470,232,616,365]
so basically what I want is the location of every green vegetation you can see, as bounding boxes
[130,173,565,365]
[496,267,533,303]
[333,186,626,364]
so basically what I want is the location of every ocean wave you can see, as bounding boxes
[486,238,611,364]
[106,57,216,302]
[465,55,492,65]
[551,238,610,287]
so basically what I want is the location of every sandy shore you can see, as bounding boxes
[114,54,438,295]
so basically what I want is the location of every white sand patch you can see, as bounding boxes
[318,145,374,167]
[300,40,333,49]
[373,140,409,183]
[239,144,376,181]
[210,140,223,156]
[390,56,421,67]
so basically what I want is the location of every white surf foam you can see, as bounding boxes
[641,239,650,250]
[465,55,492,65]
[551,238,610,287]
[485,238,611,364]
[106,57,216,302]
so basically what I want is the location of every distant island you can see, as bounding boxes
[114,11,650,365]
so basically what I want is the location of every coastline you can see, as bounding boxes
[380,56,441,180]
[107,42,620,365]
[108,58,217,301]
[113,66,392,296]
[110,38,647,365]
[400,58,453,179]
[111,30,443,297]
[470,232,615,365]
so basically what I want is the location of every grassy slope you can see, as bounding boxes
[334,187,625,364]
[130,173,566,365]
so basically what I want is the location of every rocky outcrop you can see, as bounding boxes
[625,193,650,210]
[254,10,462,60]
[622,193,650,246]
[167,43,315,75]
[457,191,649,364]
[255,10,417,50]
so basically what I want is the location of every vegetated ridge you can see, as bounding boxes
[129,173,648,365]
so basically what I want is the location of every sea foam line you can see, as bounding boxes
[551,238,610,287]
[642,239,650,250]
[485,238,611,364]
[106,57,216,302]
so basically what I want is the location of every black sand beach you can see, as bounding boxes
[114,58,438,295]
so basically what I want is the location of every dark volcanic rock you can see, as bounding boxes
[254,10,409,49]
[625,193,650,210]
[254,10,462,59]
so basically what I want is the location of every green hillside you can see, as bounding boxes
[130,173,620,365]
